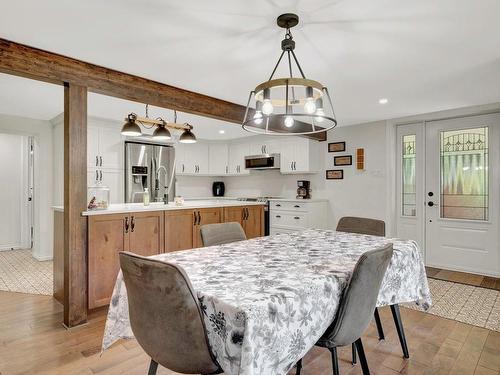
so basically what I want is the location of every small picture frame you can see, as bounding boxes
[328,142,346,153]
[326,170,344,180]
[334,155,352,166]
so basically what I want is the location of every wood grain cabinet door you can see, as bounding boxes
[88,214,128,309]
[128,211,164,256]
[194,208,223,248]
[223,206,245,227]
[164,210,196,252]
[244,205,264,239]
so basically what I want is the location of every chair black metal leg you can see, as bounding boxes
[374,307,385,340]
[329,347,339,375]
[296,358,303,375]
[354,339,370,375]
[148,359,158,375]
[351,342,357,365]
[390,304,410,358]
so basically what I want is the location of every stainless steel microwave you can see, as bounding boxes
[244,153,281,170]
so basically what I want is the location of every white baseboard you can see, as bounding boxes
[32,253,53,261]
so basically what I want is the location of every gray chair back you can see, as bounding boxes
[119,252,220,374]
[337,216,386,237]
[200,222,247,247]
[319,244,393,347]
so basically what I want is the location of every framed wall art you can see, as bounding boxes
[326,169,344,180]
[334,155,352,166]
[328,141,346,153]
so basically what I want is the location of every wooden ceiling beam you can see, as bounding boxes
[0,38,326,141]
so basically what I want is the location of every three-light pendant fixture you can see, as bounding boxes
[242,13,337,135]
[121,105,197,143]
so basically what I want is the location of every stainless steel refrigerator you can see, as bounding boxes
[125,141,175,203]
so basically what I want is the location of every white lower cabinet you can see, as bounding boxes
[269,199,328,234]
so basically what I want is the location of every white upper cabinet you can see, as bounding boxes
[249,140,281,155]
[209,144,229,175]
[228,143,250,175]
[87,126,124,170]
[280,138,320,174]
[175,142,209,175]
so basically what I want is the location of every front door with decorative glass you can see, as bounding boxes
[396,114,500,277]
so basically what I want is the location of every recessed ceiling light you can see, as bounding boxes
[379,98,389,104]
[219,130,225,134]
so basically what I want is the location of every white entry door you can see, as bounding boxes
[425,114,500,276]
[396,114,500,276]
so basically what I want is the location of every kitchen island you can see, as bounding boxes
[53,200,265,309]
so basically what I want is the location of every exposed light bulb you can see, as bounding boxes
[315,108,325,123]
[379,98,389,104]
[253,111,263,125]
[284,116,294,128]
[304,98,316,114]
[262,99,274,115]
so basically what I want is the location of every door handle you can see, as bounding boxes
[193,211,197,225]
[95,156,98,167]
[125,217,129,233]
[130,216,135,232]
[226,165,228,174]
[99,170,102,182]
[290,162,293,170]
[293,161,296,170]
[95,170,98,182]
[245,207,249,220]
[198,211,202,225]
[182,164,185,173]
[99,156,103,167]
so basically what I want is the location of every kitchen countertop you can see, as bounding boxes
[50,200,266,216]
[268,198,329,202]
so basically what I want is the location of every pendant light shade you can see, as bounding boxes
[179,127,197,143]
[121,114,142,137]
[242,13,337,136]
[152,122,172,140]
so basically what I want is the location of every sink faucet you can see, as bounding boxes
[155,165,168,203]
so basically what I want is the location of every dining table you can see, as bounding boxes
[102,229,432,375]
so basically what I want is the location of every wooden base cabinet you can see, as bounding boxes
[165,208,223,252]
[223,205,264,239]
[88,211,163,309]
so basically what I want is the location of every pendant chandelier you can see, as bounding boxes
[121,105,197,143]
[242,13,337,136]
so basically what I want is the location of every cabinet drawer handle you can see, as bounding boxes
[294,216,300,220]
[131,216,135,232]
[276,215,281,218]
[276,204,281,207]
[125,217,129,233]
[294,205,300,208]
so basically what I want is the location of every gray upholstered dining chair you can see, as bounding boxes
[200,222,247,247]
[336,216,389,364]
[119,252,222,375]
[296,244,394,375]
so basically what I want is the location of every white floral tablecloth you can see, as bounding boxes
[102,229,431,375]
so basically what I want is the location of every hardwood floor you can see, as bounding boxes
[1,291,499,375]
[426,267,500,291]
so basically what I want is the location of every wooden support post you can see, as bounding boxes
[63,83,88,327]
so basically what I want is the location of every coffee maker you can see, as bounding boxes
[296,180,311,199]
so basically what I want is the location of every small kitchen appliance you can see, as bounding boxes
[212,181,225,197]
[296,180,311,199]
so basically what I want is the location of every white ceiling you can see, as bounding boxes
[1,0,500,135]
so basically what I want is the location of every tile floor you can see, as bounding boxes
[0,249,53,295]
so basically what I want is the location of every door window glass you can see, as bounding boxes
[440,127,488,220]
[402,134,416,216]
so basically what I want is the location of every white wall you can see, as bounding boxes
[0,114,53,260]
[0,133,27,249]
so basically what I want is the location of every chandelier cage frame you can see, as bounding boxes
[242,14,338,136]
